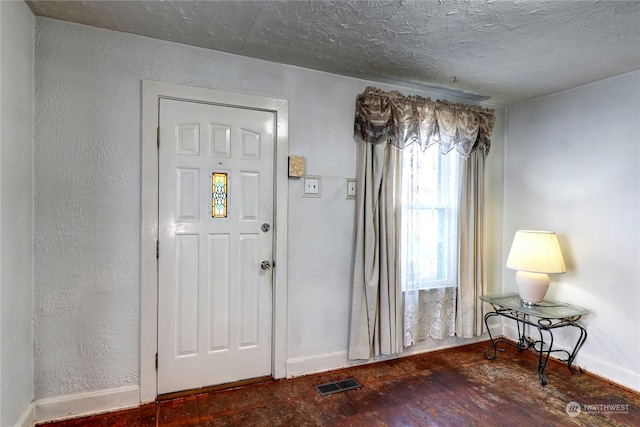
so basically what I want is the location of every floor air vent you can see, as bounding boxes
[315,378,361,396]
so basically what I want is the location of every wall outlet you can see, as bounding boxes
[302,176,321,198]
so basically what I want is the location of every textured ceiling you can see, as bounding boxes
[27,0,640,105]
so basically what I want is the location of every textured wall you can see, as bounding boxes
[34,17,505,400]
[504,70,640,390]
[34,17,284,399]
[1,1,35,426]
[283,68,360,358]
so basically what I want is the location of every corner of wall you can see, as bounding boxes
[0,1,37,426]
[0,0,3,420]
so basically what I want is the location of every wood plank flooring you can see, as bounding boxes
[38,341,640,426]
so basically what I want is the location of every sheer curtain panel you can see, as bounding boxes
[402,143,461,346]
[349,87,495,359]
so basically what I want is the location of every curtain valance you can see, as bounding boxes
[354,86,495,157]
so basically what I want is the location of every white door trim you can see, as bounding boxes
[140,80,289,403]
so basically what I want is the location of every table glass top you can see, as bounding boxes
[480,293,589,319]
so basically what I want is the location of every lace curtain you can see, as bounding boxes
[404,287,457,345]
[349,87,495,359]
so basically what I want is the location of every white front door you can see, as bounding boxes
[157,98,275,394]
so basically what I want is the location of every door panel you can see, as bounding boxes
[158,98,274,394]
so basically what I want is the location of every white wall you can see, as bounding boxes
[504,70,640,390]
[0,1,35,426]
[33,15,505,407]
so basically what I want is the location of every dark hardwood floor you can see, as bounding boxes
[39,341,639,426]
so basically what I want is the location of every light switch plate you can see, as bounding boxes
[346,178,356,199]
[302,176,321,198]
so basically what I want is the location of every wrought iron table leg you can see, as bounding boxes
[565,324,588,374]
[483,311,503,359]
[516,316,534,351]
[536,327,553,386]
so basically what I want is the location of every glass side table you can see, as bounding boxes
[480,293,589,386]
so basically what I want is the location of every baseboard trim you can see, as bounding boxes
[286,350,350,378]
[14,402,35,427]
[35,385,139,424]
[286,332,501,379]
[576,352,640,392]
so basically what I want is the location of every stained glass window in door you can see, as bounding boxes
[212,172,228,218]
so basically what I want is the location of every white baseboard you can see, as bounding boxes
[35,385,140,424]
[574,352,640,392]
[286,350,350,378]
[286,331,502,379]
[13,402,35,427]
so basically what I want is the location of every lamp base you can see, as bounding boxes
[521,300,542,308]
[515,271,550,306]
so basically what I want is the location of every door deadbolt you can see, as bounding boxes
[261,260,271,270]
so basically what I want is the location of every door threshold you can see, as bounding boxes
[158,375,274,401]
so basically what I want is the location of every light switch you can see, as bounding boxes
[346,178,356,199]
[302,176,321,198]
[305,178,319,193]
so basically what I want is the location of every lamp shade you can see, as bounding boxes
[506,230,566,274]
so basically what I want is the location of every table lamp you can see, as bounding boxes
[506,230,566,307]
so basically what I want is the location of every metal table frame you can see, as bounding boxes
[480,293,589,386]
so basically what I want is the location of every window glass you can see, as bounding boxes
[401,144,460,290]
[212,172,228,218]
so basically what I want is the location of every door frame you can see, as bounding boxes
[140,80,289,403]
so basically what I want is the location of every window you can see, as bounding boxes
[212,172,228,218]
[401,143,460,290]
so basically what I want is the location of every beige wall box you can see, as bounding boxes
[288,156,305,177]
